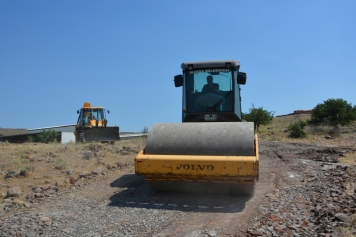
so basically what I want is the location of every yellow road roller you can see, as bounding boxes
[135,60,259,195]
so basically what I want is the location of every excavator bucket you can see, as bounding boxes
[75,126,120,143]
[135,122,259,195]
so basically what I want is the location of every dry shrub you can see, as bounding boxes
[308,125,327,135]
[54,158,68,170]
[328,126,341,137]
[333,214,356,237]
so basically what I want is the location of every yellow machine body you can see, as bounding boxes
[135,60,258,194]
[74,102,119,143]
[135,134,259,184]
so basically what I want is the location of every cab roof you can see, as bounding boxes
[181,60,240,69]
[82,102,104,110]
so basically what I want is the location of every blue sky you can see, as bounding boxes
[1,1,355,132]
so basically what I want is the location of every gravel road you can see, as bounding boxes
[1,141,355,237]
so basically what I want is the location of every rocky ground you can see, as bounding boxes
[247,142,356,237]
[0,138,355,237]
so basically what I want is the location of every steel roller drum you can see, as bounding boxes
[145,122,255,156]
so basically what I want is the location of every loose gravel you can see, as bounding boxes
[1,141,355,237]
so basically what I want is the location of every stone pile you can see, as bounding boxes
[298,148,346,163]
[247,144,356,237]
[1,160,131,217]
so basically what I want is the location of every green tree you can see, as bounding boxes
[243,104,274,131]
[298,120,308,129]
[27,135,36,143]
[288,122,307,138]
[37,129,58,143]
[308,98,356,127]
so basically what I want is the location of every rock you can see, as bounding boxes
[55,180,65,187]
[29,156,37,162]
[40,216,52,222]
[34,193,44,198]
[79,171,90,178]
[122,146,130,150]
[274,225,286,232]
[44,221,52,226]
[120,150,130,155]
[12,198,24,206]
[3,198,12,203]
[91,170,99,175]
[202,230,217,237]
[66,169,74,175]
[116,162,125,168]
[248,230,264,236]
[26,192,35,200]
[4,170,19,179]
[46,189,56,194]
[288,224,301,230]
[83,151,94,160]
[7,187,22,197]
[91,167,103,175]
[19,170,28,177]
[42,185,51,191]
[32,187,43,193]
[334,213,350,223]
[50,186,59,192]
[69,176,76,184]
[40,216,52,226]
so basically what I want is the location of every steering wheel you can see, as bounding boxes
[194,93,225,110]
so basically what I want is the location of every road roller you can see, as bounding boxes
[135,60,259,195]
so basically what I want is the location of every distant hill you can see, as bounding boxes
[0,128,28,137]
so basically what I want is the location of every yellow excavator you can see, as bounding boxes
[74,102,120,143]
[135,60,259,195]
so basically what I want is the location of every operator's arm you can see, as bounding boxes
[214,83,219,92]
[202,84,207,94]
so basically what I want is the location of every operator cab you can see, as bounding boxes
[76,104,109,128]
[174,60,247,122]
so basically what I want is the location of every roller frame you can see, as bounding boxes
[135,134,259,193]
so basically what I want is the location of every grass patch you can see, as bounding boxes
[4,156,29,171]
[255,114,356,146]
[339,152,356,166]
[0,138,147,202]
[54,158,68,170]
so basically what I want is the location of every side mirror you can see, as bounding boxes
[174,75,183,87]
[238,72,247,85]
[77,110,79,114]
[107,110,110,114]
